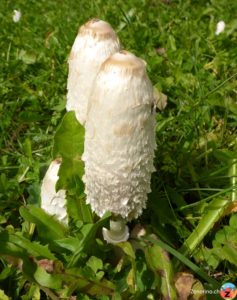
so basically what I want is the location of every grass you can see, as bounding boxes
[1,0,237,299]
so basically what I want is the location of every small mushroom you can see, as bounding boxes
[83,51,156,243]
[41,159,67,225]
[67,19,120,125]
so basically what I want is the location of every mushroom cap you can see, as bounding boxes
[41,159,67,225]
[83,51,156,221]
[66,19,120,125]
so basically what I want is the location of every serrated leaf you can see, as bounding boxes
[0,230,56,260]
[19,205,67,242]
[0,231,30,259]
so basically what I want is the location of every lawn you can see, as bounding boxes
[0,0,237,299]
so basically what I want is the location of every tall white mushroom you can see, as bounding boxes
[41,159,67,225]
[67,18,120,125]
[83,51,156,243]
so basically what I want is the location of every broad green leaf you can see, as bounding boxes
[0,231,30,259]
[19,205,67,242]
[53,111,84,159]
[145,241,177,300]
[33,265,61,289]
[0,230,56,260]
[56,157,84,192]
[53,111,85,194]
[86,256,103,274]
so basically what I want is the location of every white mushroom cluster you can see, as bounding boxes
[41,19,157,243]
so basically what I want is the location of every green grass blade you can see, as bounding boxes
[180,197,230,256]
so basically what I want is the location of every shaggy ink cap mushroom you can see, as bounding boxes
[66,19,120,125]
[83,50,156,223]
[41,159,68,225]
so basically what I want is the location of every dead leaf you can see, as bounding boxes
[224,200,237,215]
[37,259,54,273]
[174,272,206,300]
[153,87,168,111]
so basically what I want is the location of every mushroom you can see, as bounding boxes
[66,18,120,125]
[83,51,156,243]
[41,159,67,225]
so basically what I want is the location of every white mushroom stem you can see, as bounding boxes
[67,18,120,125]
[83,51,156,222]
[41,159,67,225]
[102,219,129,244]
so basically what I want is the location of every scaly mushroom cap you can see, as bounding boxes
[67,18,120,125]
[41,159,67,225]
[83,51,156,221]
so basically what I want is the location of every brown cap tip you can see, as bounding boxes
[79,19,117,41]
[101,50,147,76]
